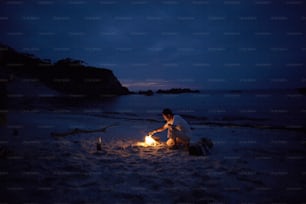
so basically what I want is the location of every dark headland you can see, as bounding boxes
[0,43,129,98]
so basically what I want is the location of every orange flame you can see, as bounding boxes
[145,135,157,146]
[136,135,158,147]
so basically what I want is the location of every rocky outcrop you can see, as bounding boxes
[138,90,154,96]
[0,43,129,97]
[156,88,200,94]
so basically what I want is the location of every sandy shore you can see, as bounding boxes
[1,110,306,203]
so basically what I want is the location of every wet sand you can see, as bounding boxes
[1,110,306,203]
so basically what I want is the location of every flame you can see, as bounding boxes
[145,135,157,146]
[136,135,158,147]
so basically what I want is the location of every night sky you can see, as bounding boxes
[1,0,305,90]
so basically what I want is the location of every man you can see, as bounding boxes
[149,108,191,149]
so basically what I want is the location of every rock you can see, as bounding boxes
[156,88,200,94]
[138,90,154,96]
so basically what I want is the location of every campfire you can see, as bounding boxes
[137,135,159,147]
[145,135,158,146]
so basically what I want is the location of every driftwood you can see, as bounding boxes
[51,124,117,137]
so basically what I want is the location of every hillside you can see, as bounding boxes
[0,43,129,97]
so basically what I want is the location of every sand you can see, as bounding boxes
[1,110,306,203]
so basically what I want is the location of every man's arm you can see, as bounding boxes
[149,123,169,135]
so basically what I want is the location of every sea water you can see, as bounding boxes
[89,90,306,129]
[10,89,306,129]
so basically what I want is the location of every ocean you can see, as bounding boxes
[71,89,306,130]
[6,88,306,132]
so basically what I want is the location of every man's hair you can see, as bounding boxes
[162,108,173,116]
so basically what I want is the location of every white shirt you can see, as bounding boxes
[169,115,192,138]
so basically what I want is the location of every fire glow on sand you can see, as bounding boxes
[136,135,159,147]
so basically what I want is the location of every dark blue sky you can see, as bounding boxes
[1,0,305,90]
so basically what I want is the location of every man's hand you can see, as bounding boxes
[148,131,155,136]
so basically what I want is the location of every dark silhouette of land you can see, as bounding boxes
[137,90,154,96]
[156,88,200,94]
[134,88,200,96]
[0,43,129,97]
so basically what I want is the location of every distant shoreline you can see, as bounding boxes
[131,87,303,96]
[132,88,200,96]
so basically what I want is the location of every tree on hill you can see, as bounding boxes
[55,58,86,66]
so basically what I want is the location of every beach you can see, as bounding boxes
[1,0,306,202]
[1,92,306,203]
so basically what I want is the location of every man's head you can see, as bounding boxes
[162,108,173,122]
